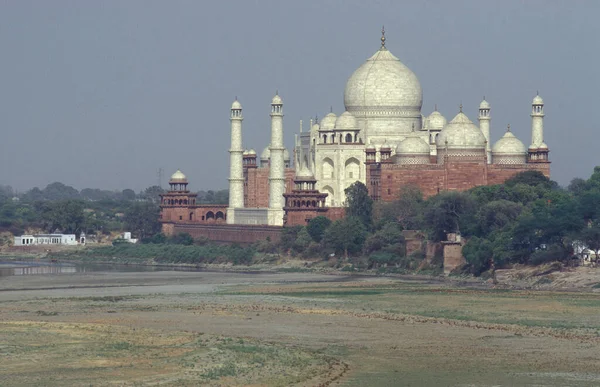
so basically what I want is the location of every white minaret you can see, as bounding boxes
[268,93,285,226]
[227,98,244,224]
[530,93,545,148]
[478,97,491,164]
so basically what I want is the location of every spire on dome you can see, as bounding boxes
[434,104,438,111]
[459,103,463,113]
[507,124,511,132]
[380,26,386,49]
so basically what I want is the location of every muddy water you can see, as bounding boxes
[0,260,205,277]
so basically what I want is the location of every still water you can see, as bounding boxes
[0,260,204,277]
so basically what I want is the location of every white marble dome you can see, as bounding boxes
[335,111,357,129]
[170,170,187,181]
[311,123,320,132]
[295,165,315,180]
[320,112,337,130]
[261,145,271,160]
[479,99,490,109]
[344,48,422,113]
[427,110,447,130]
[248,148,256,155]
[533,95,544,105]
[243,150,249,156]
[437,112,486,149]
[396,134,430,155]
[261,145,289,161]
[272,94,282,104]
[492,129,527,154]
[231,99,242,109]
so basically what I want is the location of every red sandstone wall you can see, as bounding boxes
[170,223,282,244]
[371,160,551,200]
[284,207,345,226]
[245,167,295,208]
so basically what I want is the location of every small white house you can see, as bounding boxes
[14,234,78,246]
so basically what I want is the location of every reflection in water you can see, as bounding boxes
[0,261,206,277]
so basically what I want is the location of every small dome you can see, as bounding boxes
[335,111,357,129]
[437,112,486,149]
[380,140,392,150]
[427,110,447,131]
[170,170,187,181]
[533,95,544,105]
[320,112,337,130]
[539,142,548,149]
[243,150,249,156]
[261,145,289,160]
[272,94,282,104]
[248,148,257,155]
[396,133,430,155]
[231,99,242,109]
[311,123,320,132]
[295,165,314,180]
[492,129,527,154]
[479,99,490,109]
[261,145,271,160]
[366,141,376,151]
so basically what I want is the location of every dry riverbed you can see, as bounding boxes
[1,269,600,386]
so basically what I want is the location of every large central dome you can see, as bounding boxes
[344,47,422,114]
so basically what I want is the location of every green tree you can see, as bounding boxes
[121,189,136,201]
[373,185,424,230]
[293,227,312,253]
[504,170,556,190]
[475,200,523,236]
[306,216,331,242]
[580,226,600,259]
[170,232,194,245]
[364,222,405,254]
[141,185,165,204]
[124,202,161,239]
[424,191,475,241]
[42,182,80,200]
[344,181,373,229]
[38,200,86,234]
[462,236,493,275]
[324,216,367,258]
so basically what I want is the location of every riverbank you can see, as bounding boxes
[2,268,600,386]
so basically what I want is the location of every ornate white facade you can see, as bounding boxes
[227,30,548,224]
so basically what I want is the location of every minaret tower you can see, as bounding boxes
[530,93,545,148]
[479,97,491,164]
[268,93,285,226]
[227,98,244,224]
[528,93,550,162]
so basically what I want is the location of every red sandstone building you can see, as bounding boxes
[160,33,550,241]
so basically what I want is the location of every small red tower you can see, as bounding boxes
[159,170,198,222]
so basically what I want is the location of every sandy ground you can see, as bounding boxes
[2,270,600,386]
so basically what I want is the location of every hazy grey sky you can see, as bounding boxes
[1,0,598,192]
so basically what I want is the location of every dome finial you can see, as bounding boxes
[459,103,463,113]
[483,95,486,101]
[380,25,386,49]
[330,106,333,113]
[507,124,511,132]
[434,104,438,112]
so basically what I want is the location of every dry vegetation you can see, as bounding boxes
[1,270,600,386]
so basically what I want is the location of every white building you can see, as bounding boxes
[14,234,78,246]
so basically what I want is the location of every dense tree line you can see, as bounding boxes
[0,181,228,239]
[259,168,600,275]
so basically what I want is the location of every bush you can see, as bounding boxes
[529,245,569,266]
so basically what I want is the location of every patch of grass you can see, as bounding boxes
[202,361,238,379]
[104,341,133,351]
[35,310,59,316]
